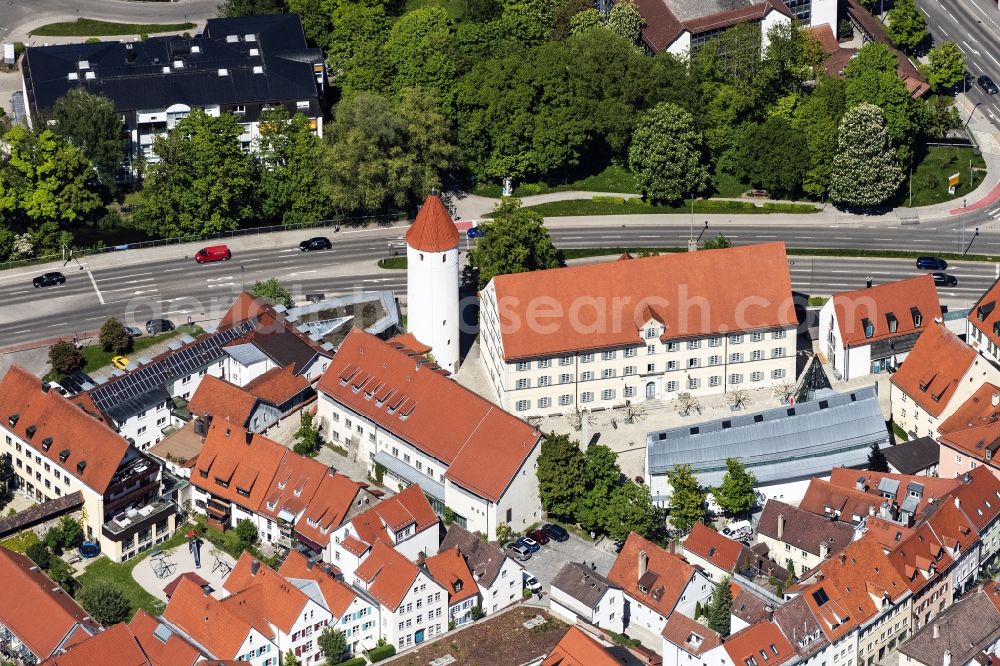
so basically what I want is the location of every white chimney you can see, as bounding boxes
[943,649,951,666]
[638,550,648,578]
[955,497,961,510]
[933,624,940,639]
[993,392,999,407]
[778,514,785,540]
[820,541,830,559]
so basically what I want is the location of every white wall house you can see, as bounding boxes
[550,562,625,634]
[439,524,522,616]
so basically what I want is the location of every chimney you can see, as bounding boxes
[638,550,648,578]
[932,624,940,639]
[42,383,49,393]
[993,392,1000,407]
[943,650,951,666]
[764,605,774,621]
[194,417,205,436]
[856,476,865,491]
[868,505,876,517]
[838,553,847,565]
[245,430,253,445]
[251,559,260,576]
[955,496,961,510]
[820,541,830,559]
[306,558,315,571]
[417,551,427,566]
[777,514,785,540]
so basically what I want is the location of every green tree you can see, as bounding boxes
[886,0,927,52]
[78,582,132,626]
[251,278,293,309]
[629,103,709,204]
[606,0,644,45]
[47,557,78,595]
[283,651,297,666]
[50,88,126,191]
[734,116,808,197]
[576,445,620,532]
[830,103,905,209]
[234,519,259,551]
[926,41,966,92]
[713,458,757,517]
[536,433,587,520]
[603,482,662,540]
[48,340,84,376]
[666,464,705,532]
[845,43,919,162]
[324,3,390,84]
[791,95,838,198]
[133,109,257,238]
[293,410,322,456]
[496,523,514,542]
[385,8,459,109]
[318,627,347,662]
[99,318,132,354]
[218,0,286,17]
[56,516,84,550]
[257,107,333,225]
[703,234,732,249]
[918,95,961,139]
[707,577,734,636]
[868,442,890,472]
[468,198,562,288]
[569,8,603,35]
[26,542,51,570]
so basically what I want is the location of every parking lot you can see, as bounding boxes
[513,532,619,594]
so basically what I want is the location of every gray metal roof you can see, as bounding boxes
[646,386,888,487]
[878,478,900,495]
[373,451,444,501]
[224,343,269,367]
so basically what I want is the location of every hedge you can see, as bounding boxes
[762,202,821,213]
[696,199,755,210]
[368,644,397,662]
[592,195,628,204]
[335,658,367,666]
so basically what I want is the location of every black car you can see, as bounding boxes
[916,256,947,271]
[979,75,999,95]
[33,272,66,288]
[541,523,570,542]
[146,319,175,334]
[299,236,332,251]
[932,272,958,287]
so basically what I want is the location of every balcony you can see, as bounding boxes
[103,496,176,539]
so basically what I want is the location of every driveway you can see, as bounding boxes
[515,533,618,595]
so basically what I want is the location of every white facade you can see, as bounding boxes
[227,628,279,666]
[625,570,712,636]
[406,243,460,375]
[478,557,523,615]
[366,570,448,652]
[760,8,792,51]
[332,517,439,569]
[550,586,625,634]
[810,0,839,32]
[331,596,380,655]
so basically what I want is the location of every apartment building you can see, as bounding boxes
[317,329,543,537]
[186,374,283,433]
[818,275,941,381]
[22,14,324,169]
[439,524,523,615]
[293,472,379,560]
[479,243,798,418]
[947,468,1000,574]
[0,366,177,562]
[937,383,1000,479]
[424,548,481,627]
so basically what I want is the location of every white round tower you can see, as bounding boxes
[405,194,460,374]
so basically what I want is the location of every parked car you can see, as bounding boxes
[523,571,542,593]
[916,256,947,271]
[978,74,999,94]
[146,319,175,334]
[541,523,569,542]
[60,372,95,395]
[527,529,549,545]
[932,272,958,287]
[194,244,232,263]
[467,226,486,238]
[111,356,129,370]
[721,520,753,541]
[299,236,332,251]
[33,271,66,288]
[125,326,143,338]
[505,542,531,561]
[517,536,540,553]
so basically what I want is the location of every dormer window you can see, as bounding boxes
[41,437,52,451]
[59,449,70,463]
[8,414,18,427]
[911,307,922,328]
[862,318,874,338]
[994,321,1000,338]
[979,301,996,321]
[76,460,86,474]
[25,425,36,440]
[886,312,897,334]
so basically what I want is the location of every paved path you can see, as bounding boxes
[131,536,236,603]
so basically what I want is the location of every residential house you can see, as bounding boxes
[647,386,887,504]
[682,522,748,583]
[755,499,854,574]
[293,472,379,560]
[607,532,713,635]
[925,499,980,598]
[661,612,723,666]
[550,562,625,634]
[128,609,208,665]
[439,523,523,615]
[479,242,798,417]
[818,275,941,380]
[186,375,282,434]
[0,548,100,664]
[424,548,480,628]
[887,520,958,632]
[543,626,628,666]
[254,451,329,548]
[947,467,1000,574]
[703,621,797,666]
[243,365,314,417]
[730,585,775,634]
[969,277,1000,365]
[882,438,940,477]
[21,14,324,169]
[890,323,1000,440]
[317,328,543,537]
[772,594,831,666]
[0,366,177,562]
[898,583,1000,666]
[38,623,149,666]
[937,384,1000,479]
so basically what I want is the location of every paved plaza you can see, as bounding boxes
[132,536,237,602]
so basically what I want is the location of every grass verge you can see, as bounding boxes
[520,198,819,217]
[378,256,407,269]
[31,18,196,36]
[901,146,988,208]
[472,165,639,198]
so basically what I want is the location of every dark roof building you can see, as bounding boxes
[898,584,1000,666]
[882,437,939,476]
[551,562,620,611]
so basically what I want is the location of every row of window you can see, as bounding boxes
[397,622,443,649]
[397,607,443,632]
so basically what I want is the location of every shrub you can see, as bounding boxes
[48,340,84,376]
[697,199,755,210]
[808,296,829,306]
[26,542,51,569]
[85,37,101,43]
[99,318,132,354]
[336,658,367,666]
[367,644,396,662]
[592,195,626,204]
[78,581,132,625]
[523,588,533,599]
[761,202,820,213]
[13,42,26,56]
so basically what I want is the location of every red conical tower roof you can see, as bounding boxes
[405,194,460,252]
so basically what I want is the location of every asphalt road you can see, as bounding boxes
[0,0,220,41]
[2,222,998,350]
[918,0,1000,127]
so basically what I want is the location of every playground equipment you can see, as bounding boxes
[78,541,100,558]
[150,549,177,579]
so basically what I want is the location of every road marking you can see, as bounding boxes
[104,271,153,281]
[162,268,184,273]
[8,290,30,295]
[288,270,317,276]
[874,237,894,241]
[964,41,981,56]
[87,270,105,305]
[9,329,31,334]
[756,235,778,238]
[206,276,233,282]
[84,315,108,321]
[207,282,236,289]
[47,322,69,328]
[794,236,815,239]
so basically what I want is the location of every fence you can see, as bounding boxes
[0,211,409,273]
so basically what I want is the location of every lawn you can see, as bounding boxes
[520,198,818,216]
[43,324,204,383]
[472,165,639,198]
[901,146,988,207]
[711,171,748,198]
[30,18,196,37]
[0,529,40,554]
[76,529,190,617]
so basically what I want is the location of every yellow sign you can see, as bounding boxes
[949,173,961,186]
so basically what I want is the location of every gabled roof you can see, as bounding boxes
[388,332,433,356]
[351,484,438,547]
[939,383,1000,436]
[887,521,954,593]
[223,552,312,634]
[890,323,977,417]
[162,577,258,660]
[129,609,204,666]
[295,471,369,549]
[218,292,269,330]
[731,587,773,626]
[163,572,211,599]
[190,422,286,511]
[971,277,1000,351]
[832,275,940,347]
[542,627,622,666]
[798,477,882,524]
[440,524,510,588]
[828,468,959,516]
[257,452,327,522]
[948,466,1000,532]
[683,522,744,574]
[925,499,978,555]
[186,375,262,429]
[0,365,130,493]
[551,562,619,610]
[607,532,695,618]
[899,585,1000,665]
[723,622,796,666]
[0,546,99,660]
[425,547,480,606]
[278,550,356,618]
[243,365,311,406]
[772,594,829,660]
[882,437,940,474]
[353,541,423,611]
[490,242,795,361]
[661,612,722,657]
[405,194,459,253]
[39,623,149,666]
[757,499,854,558]
[319,329,541,502]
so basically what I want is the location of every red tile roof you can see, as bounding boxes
[723,622,796,666]
[278,550,356,617]
[683,522,744,573]
[489,242,795,361]
[163,572,211,599]
[39,623,149,666]
[163,577,258,659]
[351,484,439,547]
[341,534,371,556]
[890,323,977,417]
[862,515,914,551]
[661,613,722,657]
[257,452,328,522]
[608,532,696,618]
[243,365,311,407]
[319,330,541,501]
[191,422,286,511]
[926,499,978,555]
[948,466,1000,533]
[218,292,269,330]
[0,547,99,659]
[425,547,480,606]
[294,471,370,549]
[129,609,204,666]
[223,553,312,634]
[832,275,941,347]
[887,521,954,593]
[388,332,433,356]
[808,24,840,52]
[798,477,883,523]
[187,375,261,429]
[405,194,459,253]
[828,468,959,515]
[354,541,423,610]
[0,365,130,493]
[542,627,621,666]
[939,383,1000,435]
[971,278,1000,351]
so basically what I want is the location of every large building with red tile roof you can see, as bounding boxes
[39,623,150,666]
[478,242,798,417]
[128,609,207,666]
[891,323,1000,440]
[818,275,941,381]
[0,365,178,563]
[317,329,542,537]
[293,470,379,557]
[0,547,100,663]
[827,468,959,521]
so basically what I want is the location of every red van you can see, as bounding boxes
[195,245,232,263]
